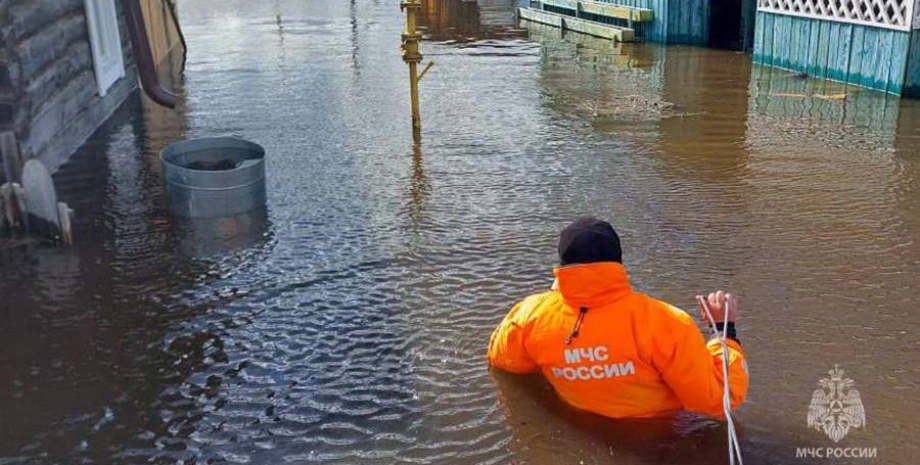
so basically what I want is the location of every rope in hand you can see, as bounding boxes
[696,295,744,465]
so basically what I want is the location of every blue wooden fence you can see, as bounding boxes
[753,10,920,97]
[905,31,920,97]
[594,0,709,45]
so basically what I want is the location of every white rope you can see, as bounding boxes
[697,295,744,465]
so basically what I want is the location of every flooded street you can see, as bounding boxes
[1,0,918,464]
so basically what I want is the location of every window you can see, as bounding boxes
[84,0,126,96]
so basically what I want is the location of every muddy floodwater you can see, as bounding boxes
[1,1,918,464]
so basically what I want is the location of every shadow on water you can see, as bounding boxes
[406,143,431,228]
[171,208,271,260]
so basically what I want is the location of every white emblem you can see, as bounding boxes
[807,365,866,442]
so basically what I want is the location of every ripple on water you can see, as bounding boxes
[3,1,919,464]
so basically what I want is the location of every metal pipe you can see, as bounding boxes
[122,0,178,108]
[401,0,423,139]
[417,61,434,82]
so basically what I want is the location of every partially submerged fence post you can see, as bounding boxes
[1,131,22,185]
[0,131,73,245]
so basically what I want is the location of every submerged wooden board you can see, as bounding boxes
[518,8,636,42]
[518,7,564,28]
[566,16,636,41]
[541,0,653,22]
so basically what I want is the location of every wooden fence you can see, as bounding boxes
[753,0,920,96]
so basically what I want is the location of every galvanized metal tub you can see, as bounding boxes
[161,137,266,218]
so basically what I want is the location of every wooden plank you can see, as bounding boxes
[822,21,836,80]
[904,30,920,97]
[694,0,707,46]
[825,22,839,79]
[687,0,704,46]
[579,1,653,21]
[875,30,895,93]
[665,0,678,43]
[1,132,22,184]
[802,18,815,71]
[690,0,701,44]
[885,32,910,95]
[770,14,782,69]
[140,0,181,65]
[806,17,820,77]
[688,0,700,46]
[848,24,866,86]
[815,19,831,79]
[874,29,891,91]
[753,11,765,63]
[541,0,653,21]
[826,22,847,83]
[648,0,667,42]
[564,16,636,41]
[860,28,881,89]
[835,23,851,82]
[518,7,564,28]
[677,0,689,44]
[788,16,800,70]
[518,8,634,41]
[790,16,804,70]
[774,14,788,70]
[542,0,579,11]
[762,12,774,66]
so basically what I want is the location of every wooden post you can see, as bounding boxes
[0,131,22,184]
[401,0,424,142]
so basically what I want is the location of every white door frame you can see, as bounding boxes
[84,0,126,96]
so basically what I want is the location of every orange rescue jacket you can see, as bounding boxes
[487,262,748,419]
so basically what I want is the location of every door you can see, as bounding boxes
[84,0,126,96]
[708,0,743,49]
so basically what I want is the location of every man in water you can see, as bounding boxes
[487,217,748,419]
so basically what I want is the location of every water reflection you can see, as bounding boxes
[419,0,528,41]
[2,1,919,464]
[172,208,271,259]
[406,143,431,227]
[525,21,665,130]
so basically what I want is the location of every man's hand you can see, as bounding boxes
[695,291,737,327]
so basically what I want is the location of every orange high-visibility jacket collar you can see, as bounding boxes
[554,262,632,309]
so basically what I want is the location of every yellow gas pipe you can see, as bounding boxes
[400,0,433,141]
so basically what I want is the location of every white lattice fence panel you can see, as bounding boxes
[757,0,916,31]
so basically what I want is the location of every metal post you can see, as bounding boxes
[401,0,424,141]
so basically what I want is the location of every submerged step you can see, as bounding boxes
[518,7,636,42]
[541,0,653,22]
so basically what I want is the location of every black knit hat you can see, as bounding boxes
[558,217,623,266]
